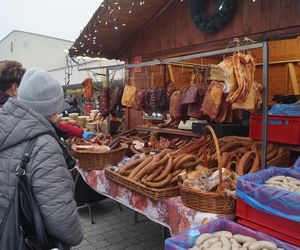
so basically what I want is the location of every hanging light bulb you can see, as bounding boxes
[122,23,126,26]
[219,0,225,10]
[114,26,119,30]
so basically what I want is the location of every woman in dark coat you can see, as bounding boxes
[0,69,83,248]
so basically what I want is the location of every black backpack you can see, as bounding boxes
[0,136,64,250]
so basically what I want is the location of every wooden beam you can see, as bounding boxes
[288,63,300,94]
[256,59,300,66]
[167,65,175,83]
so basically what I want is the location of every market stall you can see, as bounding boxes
[68,0,300,249]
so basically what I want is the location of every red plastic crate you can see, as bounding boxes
[249,114,300,145]
[236,198,300,246]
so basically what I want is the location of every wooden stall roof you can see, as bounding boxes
[69,0,172,59]
[70,0,300,60]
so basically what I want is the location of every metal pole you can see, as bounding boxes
[261,41,269,169]
[79,43,264,71]
[106,68,111,135]
[78,63,125,71]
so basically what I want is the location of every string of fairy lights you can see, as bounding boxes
[70,0,256,57]
[70,0,185,57]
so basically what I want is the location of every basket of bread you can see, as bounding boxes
[70,136,128,171]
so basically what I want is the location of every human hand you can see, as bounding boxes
[82,131,97,141]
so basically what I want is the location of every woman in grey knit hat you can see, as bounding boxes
[0,69,83,249]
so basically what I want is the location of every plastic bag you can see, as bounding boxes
[295,157,300,168]
[269,103,300,116]
[237,167,300,222]
[164,219,296,250]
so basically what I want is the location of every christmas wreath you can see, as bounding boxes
[189,0,236,34]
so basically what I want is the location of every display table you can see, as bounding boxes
[76,167,234,235]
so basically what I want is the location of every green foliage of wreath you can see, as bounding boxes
[189,0,236,34]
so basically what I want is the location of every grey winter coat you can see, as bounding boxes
[0,98,83,247]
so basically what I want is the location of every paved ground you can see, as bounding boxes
[73,199,166,250]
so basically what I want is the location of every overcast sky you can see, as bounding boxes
[0,0,101,42]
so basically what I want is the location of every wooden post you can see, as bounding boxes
[288,63,300,95]
[167,64,175,83]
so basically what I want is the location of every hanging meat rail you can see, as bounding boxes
[80,41,269,169]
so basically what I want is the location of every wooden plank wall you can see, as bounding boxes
[125,0,300,59]
[252,37,300,103]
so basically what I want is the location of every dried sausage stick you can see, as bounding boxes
[141,174,171,188]
[145,165,164,181]
[133,161,158,181]
[175,155,195,169]
[119,158,143,175]
[128,156,153,179]
[153,157,173,182]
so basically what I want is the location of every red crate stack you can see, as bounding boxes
[236,198,300,246]
[249,114,300,145]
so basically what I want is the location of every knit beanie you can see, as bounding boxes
[17,68,64,117]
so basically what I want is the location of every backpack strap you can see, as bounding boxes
[16,135,46,176]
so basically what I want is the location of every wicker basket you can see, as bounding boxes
[77,116,87,128]
[179,125,236,214]
[105,168,179,201]
[267,148,290,167]
[72,144,128,171]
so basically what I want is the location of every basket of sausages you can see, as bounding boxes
[178,125,236,214]
[105,149,201,201]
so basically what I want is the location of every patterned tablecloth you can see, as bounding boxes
[77,165,234,236]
